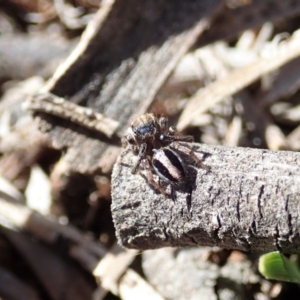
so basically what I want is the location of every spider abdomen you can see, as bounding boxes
[152,147,186,185]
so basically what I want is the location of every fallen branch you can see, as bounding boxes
[24,93,120,138]
[112,143,300,253]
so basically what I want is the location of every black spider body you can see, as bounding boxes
[121,113,207,200]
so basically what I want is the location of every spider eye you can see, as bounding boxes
[160,134,165,141]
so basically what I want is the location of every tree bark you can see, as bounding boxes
[112,144,300,253]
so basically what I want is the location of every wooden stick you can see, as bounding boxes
[24,93,120,138]
[112,143,300,253]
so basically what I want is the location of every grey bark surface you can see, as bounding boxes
[112,144,300,253]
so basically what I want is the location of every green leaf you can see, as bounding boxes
[259,252,300,283]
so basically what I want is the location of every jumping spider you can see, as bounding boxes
[122,113,208,199]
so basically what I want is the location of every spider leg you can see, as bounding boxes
[121,136,128,148]
[190,151,209,170]
[170,186,176,203]
[141,159,170,197]
[186,190,192,212]
[177,143,210,171]
[148,172,169,197]
[168,141,209,171]
[162,134,194,144]
[158,116,169,133]
[120,146,130,157]
[131,142,147,174]
[172,135,194,143]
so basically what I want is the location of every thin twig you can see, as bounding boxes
[24,93,120,138]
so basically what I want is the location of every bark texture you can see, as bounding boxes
[112,144,300,253]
